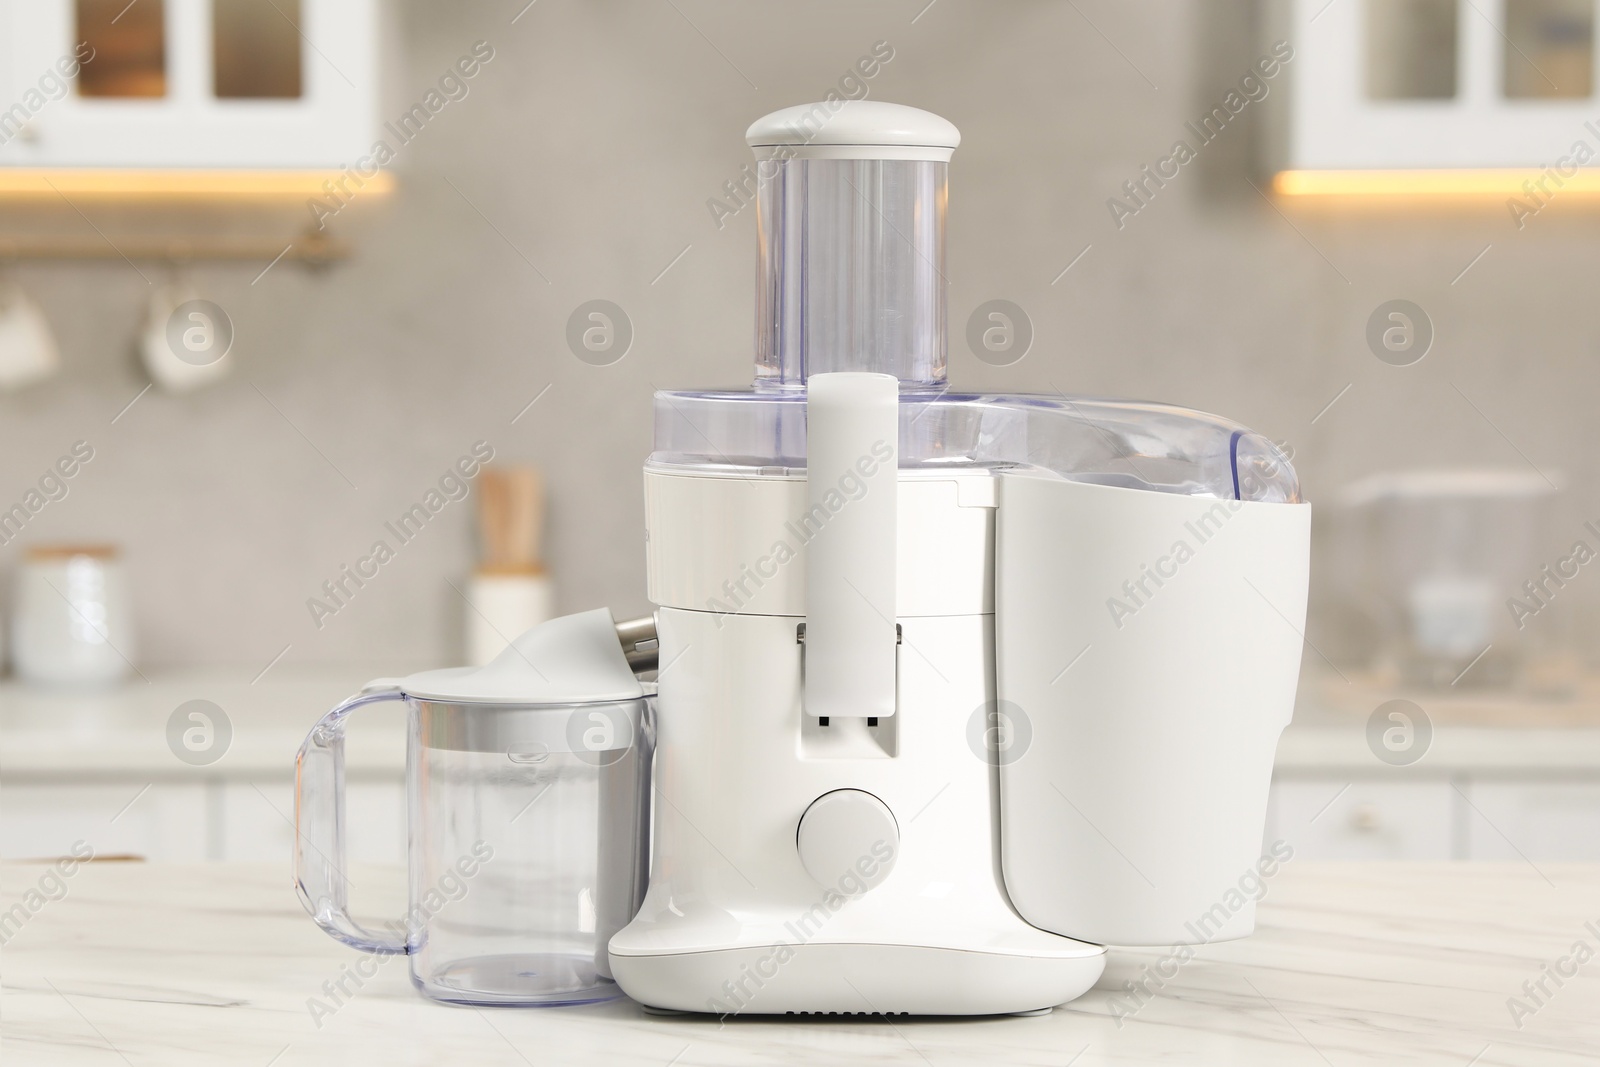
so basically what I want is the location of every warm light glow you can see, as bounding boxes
[0,169,397,199]
[1274,169,1600,199]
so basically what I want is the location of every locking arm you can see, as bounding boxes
[802,372,899,719]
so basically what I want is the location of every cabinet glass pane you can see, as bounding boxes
[1366,0,1459,99]
[213,0,303,99]
[76,0,167,98]
[1505,0,1594,98]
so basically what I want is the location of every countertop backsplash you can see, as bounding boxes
[1,0,1597,672]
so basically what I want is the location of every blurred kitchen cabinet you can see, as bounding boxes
[1,775,403,863]
[1269,779,1458,860]
[1,781,209,862]
[221,777,403,864]
[0,0,377,168]
[1463,781,1600,861]
[1274,0,1600,173]
[1272,775,1600,860]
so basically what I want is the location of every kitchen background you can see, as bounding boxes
[3,0,1598,867]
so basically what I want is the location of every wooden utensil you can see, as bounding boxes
[477,466,544,573]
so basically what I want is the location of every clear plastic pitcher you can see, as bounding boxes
[294,609,653,1006]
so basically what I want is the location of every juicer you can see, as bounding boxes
[604,102,1311,1015]
[296,100,1312,1018]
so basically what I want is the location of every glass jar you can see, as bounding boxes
[10,544,134,685]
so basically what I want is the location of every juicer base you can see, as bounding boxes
[611,941,1106,1017]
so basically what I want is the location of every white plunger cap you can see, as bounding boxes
[745,101,960,161]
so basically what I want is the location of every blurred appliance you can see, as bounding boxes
[296,102,1313,1016]
[1339,468,1560,689]
[11,544,134,684]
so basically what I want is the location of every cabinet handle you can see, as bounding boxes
[1348,802,1382,833]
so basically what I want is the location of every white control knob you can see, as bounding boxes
[796,789,899,893]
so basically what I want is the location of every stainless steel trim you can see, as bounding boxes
[615,614,660,672]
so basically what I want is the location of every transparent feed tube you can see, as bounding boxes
[755,157,948,388]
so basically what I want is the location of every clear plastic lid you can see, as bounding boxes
[651,389,1299,503]
[658,102,1300,505]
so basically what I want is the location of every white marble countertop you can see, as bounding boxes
[3,860,1597,1064]
[5,665,1600,780]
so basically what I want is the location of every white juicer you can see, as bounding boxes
[602,102,1313,1016]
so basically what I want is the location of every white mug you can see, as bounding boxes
[0,283,60,391]
[139,285,233,392]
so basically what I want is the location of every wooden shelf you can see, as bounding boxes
[0,230,348,265]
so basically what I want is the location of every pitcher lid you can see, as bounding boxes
[399,607,644,704]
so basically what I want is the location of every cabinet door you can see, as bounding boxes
[1,0,377,167]
[1,781,209,861]
[1270,779,1456,860]
[1284,0,1600,170]
[1464,781,1600,862]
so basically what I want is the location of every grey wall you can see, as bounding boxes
[2,0,1595,670]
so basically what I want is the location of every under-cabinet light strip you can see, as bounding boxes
[1274,168,1600,198]
[0,169,396,198]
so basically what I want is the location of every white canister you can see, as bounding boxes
[465,567,554,666]
[11,545,136,685]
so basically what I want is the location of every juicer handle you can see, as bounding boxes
[294,689,409,955]
[803,372,899,719]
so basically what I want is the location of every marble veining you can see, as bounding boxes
[2,861,1598,1064]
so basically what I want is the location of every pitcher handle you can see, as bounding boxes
[294,687,409,954]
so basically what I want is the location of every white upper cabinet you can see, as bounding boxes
[1282,0,1600,169]
[0,0,377,169]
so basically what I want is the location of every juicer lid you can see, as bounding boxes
[746,101,960,161]
[398,608,644,705]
